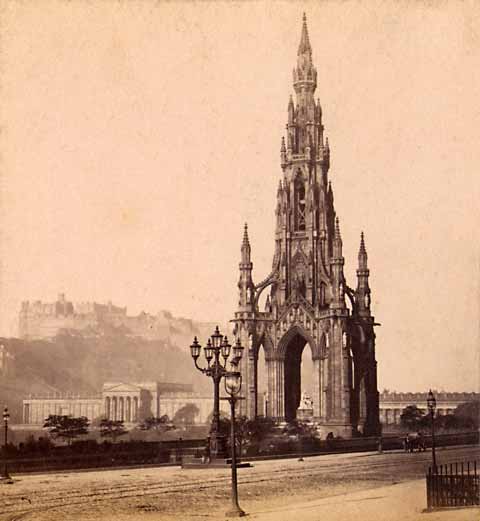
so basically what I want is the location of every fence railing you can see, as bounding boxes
[426,461,479,509]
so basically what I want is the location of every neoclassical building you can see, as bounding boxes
[22,381,228,426]
[379,391,479,426]
[22,384,477,430]
[232,15,380,438]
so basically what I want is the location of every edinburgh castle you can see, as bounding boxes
[19,293,213,341]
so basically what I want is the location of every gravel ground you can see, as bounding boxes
[19,475,390,521]
[0,446,477,521]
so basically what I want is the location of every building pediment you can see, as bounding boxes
[102,382,143,393]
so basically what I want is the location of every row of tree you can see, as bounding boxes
[399,401,479,431]
[41,413,313,454]
[40,400,479,447]
[42,414,175,445]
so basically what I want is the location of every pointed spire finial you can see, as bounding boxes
[240,222,251,263]
[298,12,311,55]
[358,231,368,270]
[335,217,341,239]
[243,222,249,244]
[281,136,286,151]
[359,231,366,254]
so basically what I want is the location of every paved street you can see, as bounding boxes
[245,479,479,521]
[0,445,478,520]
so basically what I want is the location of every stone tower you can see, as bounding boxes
[232,15,380,438]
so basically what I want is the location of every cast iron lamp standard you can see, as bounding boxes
[427,390,437,472]
[190,327,244,460]
[224,371,246,517]
[2,407,12,482]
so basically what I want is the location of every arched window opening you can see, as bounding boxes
[294,176,306,231]
[319,282,326,307]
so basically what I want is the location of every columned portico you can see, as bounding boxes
[101,382,158,423]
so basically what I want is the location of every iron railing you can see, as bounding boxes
[426,461,479,509]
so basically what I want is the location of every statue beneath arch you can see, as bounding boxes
[231,15,380,438]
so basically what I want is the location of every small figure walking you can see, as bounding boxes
[202,438,211,464]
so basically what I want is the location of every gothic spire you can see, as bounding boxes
[242,222,250,247]
[335,217,341,240]
[239,223,252,278]
[280,136,287,168]
[356,231,371,313]
[298,13,312,56]
[333,216,343,258]
[293,13,317,93]
[238,223,254,312]
[358,232,369,270]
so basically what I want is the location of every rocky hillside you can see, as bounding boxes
[0,312,228,422]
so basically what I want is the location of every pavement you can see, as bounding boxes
[240,480,480,521]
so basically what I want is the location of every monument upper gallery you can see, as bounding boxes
[232,15,380,438]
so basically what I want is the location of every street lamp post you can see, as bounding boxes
[427,390,437,472]
[190,326,244,460]
[2,407,11,482]
[224,371,246,518]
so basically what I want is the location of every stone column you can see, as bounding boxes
[322,356,329,419]
[312,357,321,418]
[379,408,385,424]
[269,357,278,418]
[236,326,252,418]
[342,333,352,425]
[126,397,131,422]
[265,357,273,418]
[248,348,256,419]
[331,321,341,418]
[133,396,138,422]
[272,357,285,420]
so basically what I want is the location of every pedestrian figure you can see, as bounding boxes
[377,435,383,454]
[202,438,211,464]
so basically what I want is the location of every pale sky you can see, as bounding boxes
[1,1,479,392]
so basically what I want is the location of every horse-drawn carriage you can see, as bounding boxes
[403,432,426,452]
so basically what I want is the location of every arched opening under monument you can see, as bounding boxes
[283,332,314,422]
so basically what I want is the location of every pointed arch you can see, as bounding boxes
[255,330,274,361]
[277,324,317,359]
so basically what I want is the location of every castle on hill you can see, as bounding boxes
[19,293,212,341]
